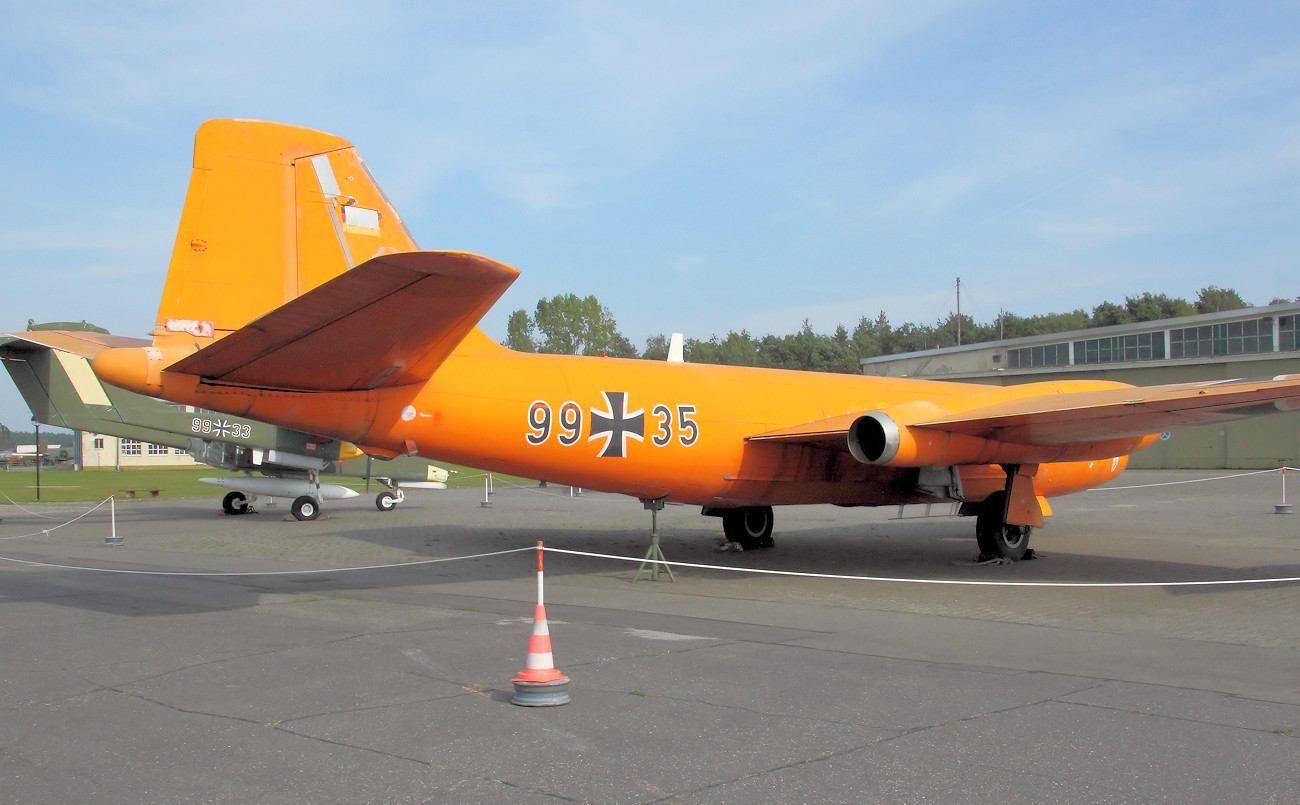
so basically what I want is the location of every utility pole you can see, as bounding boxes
[956,277,962,346]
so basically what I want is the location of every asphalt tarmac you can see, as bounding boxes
[2,470,1298,803]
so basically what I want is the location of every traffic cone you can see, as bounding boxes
[512,542,570,706]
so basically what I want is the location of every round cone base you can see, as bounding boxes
[511,676,571,707]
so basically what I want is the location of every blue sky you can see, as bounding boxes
[3,1,1299,429]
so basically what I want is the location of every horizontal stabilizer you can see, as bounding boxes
[166,251,518,391]
[3,330,150,358]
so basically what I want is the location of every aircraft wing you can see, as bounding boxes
[167,251,518,391]
[749,375,1300,465]
[910,375,1300,445]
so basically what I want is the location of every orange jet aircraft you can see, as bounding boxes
[78,119,1300,559]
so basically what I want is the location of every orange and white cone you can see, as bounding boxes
[511,542,571,706]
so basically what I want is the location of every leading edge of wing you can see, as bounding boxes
[166,250,519,391]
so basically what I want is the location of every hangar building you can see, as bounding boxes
[859,302,1300,469]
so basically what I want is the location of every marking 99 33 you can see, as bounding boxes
[191,417,252,440]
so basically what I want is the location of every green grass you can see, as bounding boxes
[0,467,223,503]
[0,462,537,503]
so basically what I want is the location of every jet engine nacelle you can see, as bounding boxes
[847,401,984,467]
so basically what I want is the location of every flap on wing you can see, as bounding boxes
[3,330,150,358]
[918,375,1300,445]
[166,251,518,391]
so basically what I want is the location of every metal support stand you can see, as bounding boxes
[635,497,674,582]
[481,474,493,508]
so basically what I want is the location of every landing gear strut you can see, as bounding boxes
[722,505,775,550]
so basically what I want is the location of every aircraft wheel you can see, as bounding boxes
[291,495,321,521]
[222,491,249,515]
[722,506,774,550]
[376,491,398,512]
[975,491,1031,560]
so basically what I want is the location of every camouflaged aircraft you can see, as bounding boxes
[1,323,448,519]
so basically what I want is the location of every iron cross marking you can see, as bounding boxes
[588,391,645,458]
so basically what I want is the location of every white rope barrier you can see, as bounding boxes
[0,490,99,519]
[1090,467,1296,491]
[542,546,1300,589]
[0,496,115,541]
[0,546,535,577]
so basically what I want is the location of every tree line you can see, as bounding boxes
[504,287,1294,373]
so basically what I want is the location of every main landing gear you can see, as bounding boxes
[221,491,251,515]
[291,495,321,521]
[719,505,775,551]
[972,463,1041,561]
[375,482,406,512]
[975,490,1032,561]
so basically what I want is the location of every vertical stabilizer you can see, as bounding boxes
[153,119,419,349]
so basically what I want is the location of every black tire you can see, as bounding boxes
[722,506,775,550]
[291,495,321,521]
[376,491,398,512]
[975,491,1031,560]
[222,491,249,515]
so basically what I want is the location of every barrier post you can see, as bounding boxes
[1276,467,1293,514]
[481,474,492,508]
[104,495,123,546]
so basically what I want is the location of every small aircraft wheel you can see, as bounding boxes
[291,495,321,521]
[722,505,775,550]
[376,491,398,512]
[975,491,1031,561]
[222,491,249,515]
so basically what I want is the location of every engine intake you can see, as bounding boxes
[848,412,900,464]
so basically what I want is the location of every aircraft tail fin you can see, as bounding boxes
[153,119,420,349]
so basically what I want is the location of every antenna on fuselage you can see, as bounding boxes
[667,333,685,363]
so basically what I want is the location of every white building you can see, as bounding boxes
[78,433,200,469]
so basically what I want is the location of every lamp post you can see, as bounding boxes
[32,417,40,502]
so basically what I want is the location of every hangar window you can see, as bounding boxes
[1281,316,1297,352]
[1007,342,1068,369]
[1169,318,1274,359]
[93,438,104,449]
[147,443,167,456]
[120,439,142,456]
[1073,332,1163,365]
